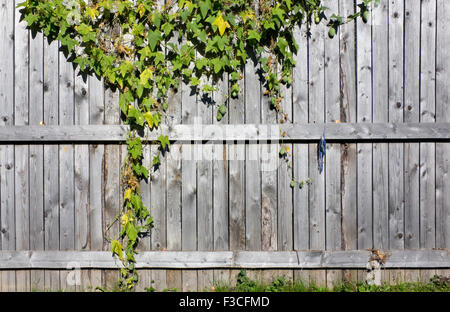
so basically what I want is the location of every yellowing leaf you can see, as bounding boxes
[85,7,99,21]
[121,214,129,226]
[121,210,133,227]
[140,67,153,85]
[138,4,146,18]
[124,188,132,201]
[111,240,123,261]
[143,111,154,128]
[212,13,230,36]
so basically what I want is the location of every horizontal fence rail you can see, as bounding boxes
[0,250,449,269]
[0,123,450,143]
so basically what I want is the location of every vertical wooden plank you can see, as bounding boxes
[181,48,197,292]
[14,0,30,292]
[88,75,104,291]
[419,0,437,283]
[197,76,213,290]
[165,16,182,290]
[43,37,60,291]
[277,52,293,282]
[403,0,421,283]
[59,45,76,292]
[404,0,420,251]
[150,139,167,290]
[148,0,167,291]
[245,56,262,253]
[29,30,45,291]
[164,1,182,290]
[228,69,245,288]
[135,142,151,292]
[387,0,405,284]
[278,80,293,254]
[308,17,326,287]
[292,24,310,285]
[0,0,16,292]
[260,59,276,255]
[324,0,342,288]
[340,0,358,284]
[212,74,229,286]
[372,0,389,253]
[103,88,121,289]
[228,71,245,252]
[356,1,373,256]
[74,69,90,291]
[246,50,262,283]
[436,0,450,256]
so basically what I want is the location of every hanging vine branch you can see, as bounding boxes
[18,0,379,290]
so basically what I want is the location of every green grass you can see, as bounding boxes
[211,270,450,293]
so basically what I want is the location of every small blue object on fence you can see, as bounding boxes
[318,132,326,174]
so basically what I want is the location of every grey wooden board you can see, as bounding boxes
[372,1,389,251]
[0,250,448,269]
[28,29,45,292]
[388,0,405,253]
[228,69,246,251]
[436,0,450,250]
[340,0,357,253]
[419,0,436,250]
[245,56,262,251]
[14,2,31,290]
[2,122,450,143]
[404,0,421,253]
[292,25,309,251]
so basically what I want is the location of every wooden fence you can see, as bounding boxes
[1,0,450,291]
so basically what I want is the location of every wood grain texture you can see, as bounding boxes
[1,250,448,269]
[308,14,326,287]
[436,0,450,251]
[417,1,436,283]
[14,0,30,291]
[372,0,389,251]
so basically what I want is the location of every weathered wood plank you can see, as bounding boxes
[292,26,309,252]
[1,122,450,143]
[29,28,45,292]
[0,250,448,269]
[323,0,342,289]
[14,0,30,291]
[0,0,16,292]
[228,70,245,251]
[420,0,437,253]
[212,74,230,285]
[103,88,121,289]
[88,75,104,291]
[196,74,214,292]
[278,79,293,253]
[165,10,182,289]
[340,0,357,257]
[372,0,389,252]
[387,0,405,284]
[59,45,76,292]
[436,0,450,251]
[260,60,277,255]
[245,56,262,252]
[74,69,90,292]
[180,46,198,292]
[356,2,373,260]
[308,15,326,287]
[403,3,421,282]
[388,0,405,250]
[43,37,60,292]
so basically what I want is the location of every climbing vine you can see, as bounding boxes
[18,0,378,290]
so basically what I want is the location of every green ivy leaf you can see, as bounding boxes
[158,134,170,150]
